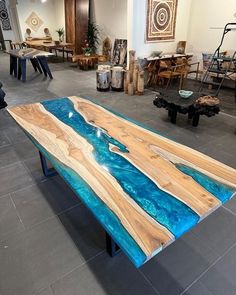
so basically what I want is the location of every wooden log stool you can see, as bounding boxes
[73,54,98,70]
[111,66,124,91]
[96,69,111,91]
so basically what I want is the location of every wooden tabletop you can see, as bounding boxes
[7,48,54,59]
[25,40,73,48]
[7,96,236,267]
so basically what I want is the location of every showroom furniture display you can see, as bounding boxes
[8,48,54,82]
[8,96,236,267]
[153,90,220,126]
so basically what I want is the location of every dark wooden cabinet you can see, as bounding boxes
[64,0,89,54]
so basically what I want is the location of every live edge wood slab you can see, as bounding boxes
[8,96,236,267]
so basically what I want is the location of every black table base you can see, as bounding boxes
[154,91,220,127]
[10,55,53,82]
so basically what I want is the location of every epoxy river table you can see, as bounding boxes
[8,96,236,268]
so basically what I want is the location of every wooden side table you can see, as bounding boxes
[72,54,98,70]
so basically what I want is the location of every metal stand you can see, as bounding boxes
[199,23,236,102]
[106,232,121,257]
[39,152,58,177]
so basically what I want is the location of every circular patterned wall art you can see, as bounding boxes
[31,17,39,26]
[146,0,178,42]
[153,1,172,32]
[0,0,12,30]
[25,12,43,32]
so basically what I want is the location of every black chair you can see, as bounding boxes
[0,39,13,51]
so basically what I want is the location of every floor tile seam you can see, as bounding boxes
[0,202,83,243]
[10,180,44,196]
[7,135,30,146]
[138,268,161,295]
[0,159,32,171]
[49,250,106,292]
[189,231,221,258]
[20,157,44,183]
[220,111,236,119]
[1,129,12,143]
[222,205,236,217]
[0,142,12,149]
[0,158,22,170]
[9,193,26,229]
[34,285,55,295]
[19,202,83,232]
[182,280,215,295]
[180,242,236,295]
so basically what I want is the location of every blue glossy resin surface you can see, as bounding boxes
[176,164,235,204]
[41,98,200,239]
[29,135,147,267]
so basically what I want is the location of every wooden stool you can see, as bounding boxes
[72,54,98,70]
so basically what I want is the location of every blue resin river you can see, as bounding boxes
[42,98,200,238]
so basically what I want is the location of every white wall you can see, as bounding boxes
[187,0,236,58]
[54,0,65,33]
[129,0,192,58]
[91,0,127,54]
[16,0,61,40]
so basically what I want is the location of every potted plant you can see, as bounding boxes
[82,41,93,56]
[56,28,64,42]
[87,22,100,54]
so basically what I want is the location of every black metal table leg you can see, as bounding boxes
[37,56,53,79]
[10,55,17,77]
[39,151,58,177]
[192,113,200,127]
[170,110,177,124]
[18,59,26,82]
[106,232,121,257]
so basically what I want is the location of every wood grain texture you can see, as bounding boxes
[8,103,174,259]
[65,0,76,44]
[75,0,89,54]
[69,96,236,217]
[7,96,236,266]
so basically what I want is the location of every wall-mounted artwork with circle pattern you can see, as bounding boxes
[146,0,178,42]
[0,0,12,30]
[25,11,43,32]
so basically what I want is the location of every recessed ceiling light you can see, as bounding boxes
[41,0,47,3]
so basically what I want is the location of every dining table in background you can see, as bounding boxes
[7,48,54,82]
[25,40,74,62]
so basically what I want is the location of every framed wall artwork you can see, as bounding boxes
[25,12,43,32]
[0,0,12,30]
[146,0,178,42]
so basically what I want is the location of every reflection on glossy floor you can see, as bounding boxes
[0,51,236,295]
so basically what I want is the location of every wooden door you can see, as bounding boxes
[64,0,89,54]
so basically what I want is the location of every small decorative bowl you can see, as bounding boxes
[150,51,162,58]
[179,90,193,99]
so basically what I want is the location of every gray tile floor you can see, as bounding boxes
[0,52,236,295]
